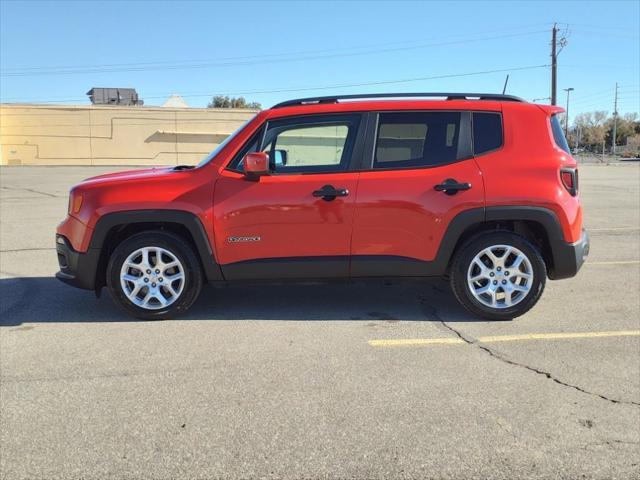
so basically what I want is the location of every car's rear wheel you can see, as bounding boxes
[450,231,546,320]
[106,231,203,320]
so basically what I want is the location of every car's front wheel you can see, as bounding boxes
[106,231,203,320]
[450,231,546,320]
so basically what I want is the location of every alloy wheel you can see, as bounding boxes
[119,246,185,310]
[467,244,534,309]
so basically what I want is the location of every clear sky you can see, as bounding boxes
[1,0,638,122]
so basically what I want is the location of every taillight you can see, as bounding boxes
[560,168,578,196]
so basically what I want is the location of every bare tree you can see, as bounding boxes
[573,111,608,148]
[572,111,639,153]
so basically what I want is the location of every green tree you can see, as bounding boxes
[208,95,261,109]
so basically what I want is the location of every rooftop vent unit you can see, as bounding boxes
[86,88,143,106]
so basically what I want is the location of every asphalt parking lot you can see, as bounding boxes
[1,164,639,479]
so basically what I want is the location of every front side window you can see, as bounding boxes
[374,112,461,169]
[259,115,360,174]
[227,115,360,173]
[267,124,349,169]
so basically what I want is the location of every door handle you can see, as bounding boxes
[312,185,349,201]
[434,178,472,196]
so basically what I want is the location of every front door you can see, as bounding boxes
[214,113,364,280]
[351,110,486,276]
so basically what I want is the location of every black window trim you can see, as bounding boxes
[225,109,508,174]
[226,112,366,176]
[360,110,473,172]
[226,125,266,173]
[471,110,505,157]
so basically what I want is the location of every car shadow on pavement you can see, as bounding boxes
[0,276,483,326]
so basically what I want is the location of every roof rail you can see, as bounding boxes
[272,92,525,108]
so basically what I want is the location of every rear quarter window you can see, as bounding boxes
[472,112,503,155]
[550,114,571,154]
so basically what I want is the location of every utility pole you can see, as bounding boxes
[550,23,569,106]
[563,87,574,138]
[612,82,618,155]
[551,24,558,105]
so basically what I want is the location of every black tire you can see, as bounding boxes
[450,231,546,321]
[106,231,203,320]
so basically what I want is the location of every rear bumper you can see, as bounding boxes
[55,235,100,290]
[549,229,590,280]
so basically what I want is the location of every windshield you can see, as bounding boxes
[196,117,254,168]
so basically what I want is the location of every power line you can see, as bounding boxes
[0,64,550,106]
[572,93,640,107]
[1,24,553,74]
[571,29,640,39]
[564,64,640,70]
[569,88,636,105]
[555,22,639,33]
[571,96,615,106]
[570,88,616,101]
[0,30,549,77]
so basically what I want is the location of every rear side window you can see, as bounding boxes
[374,112,461,169]
[473,112,503,154]
[550,114,570,154]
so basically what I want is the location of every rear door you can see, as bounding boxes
[351,110,487,276]
[214,113,365,280]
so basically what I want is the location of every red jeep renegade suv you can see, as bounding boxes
[56,93,589,320]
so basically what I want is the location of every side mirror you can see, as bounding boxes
[243,152,270,178]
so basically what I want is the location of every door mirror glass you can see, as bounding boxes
[243,152,270,177]
[271,149,288,168]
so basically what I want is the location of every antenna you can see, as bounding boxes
[502,75,510,94]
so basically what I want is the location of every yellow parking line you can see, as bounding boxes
[589,227,639,232]
[587,260,640,265]
[368,330,640,347]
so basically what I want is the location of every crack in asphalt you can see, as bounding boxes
[1,247,55,253]
[582,439,640,451]
[1,185,61,198]
[420,297,640,408]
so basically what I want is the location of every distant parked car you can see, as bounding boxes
[56,92,588,320]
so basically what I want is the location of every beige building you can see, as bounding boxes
[0,104,258,166]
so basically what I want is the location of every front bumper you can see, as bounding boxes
[549,229,590,280]
[55,235,100,290]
